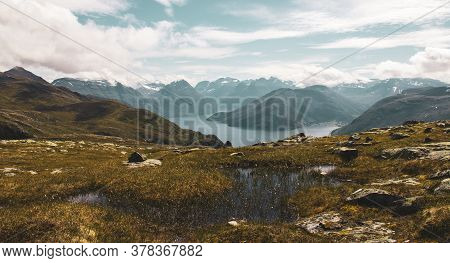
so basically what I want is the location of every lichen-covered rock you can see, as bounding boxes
[371,178,420,187]
[381,147,429,160]
[428,170,450,180]
[392,196,424,216]
[346,188,403,207]
[296,211,396,243]
[421,206,450,242]
[126,159,162,168]
[349,134,361,141]
[434,179,450,194]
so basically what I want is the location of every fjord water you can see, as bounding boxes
[169,116,339,147]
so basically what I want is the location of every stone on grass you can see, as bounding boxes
[392,196,424,216]
[126,159,162,168]
[365,137,374,143]
[424,128,433,133]
[128,152,145,163]
[296,211,396,243]
[381,147,429,160]
[230,152,245,157]
[434,179,450,194]
[428,170,450,180]
[346,188,403,207]
[349,134,361,141]
[337,147,358,162]
[421,206,450,241]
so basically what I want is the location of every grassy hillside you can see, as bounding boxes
[0,73,223,146]
[333,87,450,135]
[0,121,448,242]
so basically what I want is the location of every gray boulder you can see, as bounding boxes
[296,211,396,243]
[392,196,424,216]
[349,134,361,141]
[381,147,429,160]
[428,170,450,180]
[346,188,403,207]
[128,152,145,163]
[337,147,358,162]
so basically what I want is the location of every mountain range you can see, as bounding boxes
[334,78,447,108]
[0,67,223,146]
[6,68,449,136]
[208,86,365,130]
[195,77,295,100]
[52,78,145,108]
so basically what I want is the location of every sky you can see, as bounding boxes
[0,0,449,87]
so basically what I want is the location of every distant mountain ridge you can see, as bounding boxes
[1,68,223,146]
[51,75,449,125]
[195,77,296,99]
[334,78,448,108]
[208,85,365,130]
[4,67,48,84]
[52,78,145,108]
[332,86,450,135]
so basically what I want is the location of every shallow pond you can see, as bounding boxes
[222,166,339,222]
[68,166,340,225]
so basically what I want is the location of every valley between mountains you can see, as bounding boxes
[0,67,449,243]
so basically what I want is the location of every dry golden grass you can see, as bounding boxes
[0,122,448,242]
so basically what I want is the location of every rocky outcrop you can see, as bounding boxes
[421,206,450,242]
[381,143,450,161]
[428,170,450,180]
[434,179,450,194]
[392,197,424,216]
[296,211,396,243]
[346,189,403,207]
[381,147,429,160]
[126,159,162,168]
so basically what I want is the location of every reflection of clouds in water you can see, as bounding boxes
[170,116,339,147]
[66,167,339,225]
[226,167,340,222]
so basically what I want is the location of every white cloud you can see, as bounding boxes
[226,0,450,34]
[0,0,233,85]
[237,62,361,87]
[43,0,129,14]
[313,28,450,49]
[189,26,305,45]
[355,47,450,82]
[153,0,187,16]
